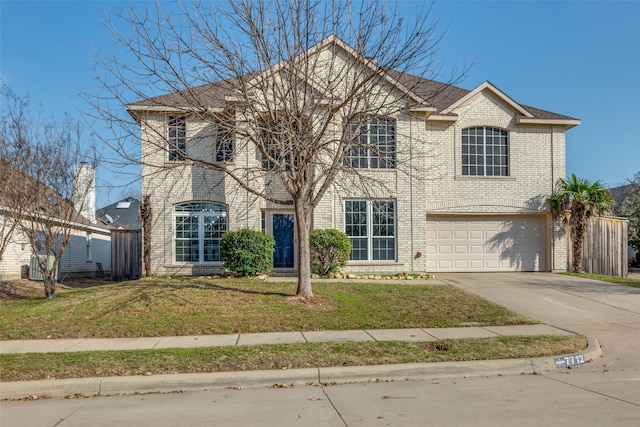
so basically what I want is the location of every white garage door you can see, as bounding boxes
[425,215,547,272]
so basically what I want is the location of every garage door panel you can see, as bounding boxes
[469,245,484,254]
[454,245,468,254]
[454,259,469,269]
[438,245,452,254]
[454,230,468,239]
[469,230,484,240]
[426,215,546,272]
[469,260,484,269]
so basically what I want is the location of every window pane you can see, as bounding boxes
[349,237,368,261]
[216,126,234,162]
[168,117,186,161]
[373,238,395,261]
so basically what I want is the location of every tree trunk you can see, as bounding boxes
[294,199,313,298]
[141,195,152,277]
[570,202,586,272]
[43,277,56,299]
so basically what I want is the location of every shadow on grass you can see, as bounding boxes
[90,278,293,312]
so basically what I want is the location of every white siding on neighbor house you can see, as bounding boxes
[0,215,111,280]
[58,229,111,278]
[425,214,547,272]
[0,223,32,280]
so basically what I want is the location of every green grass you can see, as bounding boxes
[0,335,586,382]
[0,277,534,339]
[562,272,640,288]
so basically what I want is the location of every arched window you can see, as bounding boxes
[462,127,509,176]
[344,116,396,169]
[174,202,228,263]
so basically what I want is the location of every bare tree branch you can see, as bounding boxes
[87,0,468,297]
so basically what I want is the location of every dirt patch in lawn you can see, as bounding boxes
[0,278,110,301]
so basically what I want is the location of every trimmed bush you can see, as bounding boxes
[221,229,275,276]
[310,229,351,275]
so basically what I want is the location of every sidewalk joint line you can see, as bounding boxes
[321,383,349,426]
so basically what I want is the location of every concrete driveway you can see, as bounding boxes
[435,272,640,372]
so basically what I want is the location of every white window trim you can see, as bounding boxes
[343,199,397,262]
[172,203,228,265]
[460,126,510,177]
[167,116,187,162]
[345,116,397,169]
[85,232,92,263]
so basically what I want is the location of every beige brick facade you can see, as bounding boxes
[134,39,577,275]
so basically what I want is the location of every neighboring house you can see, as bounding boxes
[96,197,142,231]
[0,164,111,281]
[127,36,579,276]
[610,184,638,264]
[96,197,142,281]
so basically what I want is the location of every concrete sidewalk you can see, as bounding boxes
[0,324,601,400]
[0,324,574,354]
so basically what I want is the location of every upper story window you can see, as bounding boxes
[214,114,236,163]
[216,126,234,163]
[259,118,307,170]
[462,127,509,176]
[168,116,186,161]
[174,202,227,263]
[344,116,396,169]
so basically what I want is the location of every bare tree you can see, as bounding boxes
[0,87,33,263]
[91,0,464,297]
[1,83,95,298]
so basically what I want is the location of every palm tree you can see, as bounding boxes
[549,174,614,272]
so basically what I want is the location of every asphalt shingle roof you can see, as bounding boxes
[128,60,576,121]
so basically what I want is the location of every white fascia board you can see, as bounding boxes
[410,106,437,116]
[441,81,534,118]
[516,116,581,129]
[425,114,458,123]
[126,105,224,114]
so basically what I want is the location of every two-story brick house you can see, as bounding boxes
[127,36,579,276]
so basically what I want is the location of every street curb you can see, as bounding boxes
[0,337,601,400]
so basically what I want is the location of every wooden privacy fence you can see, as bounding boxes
[111,230,141,281]
[568,216,628,277]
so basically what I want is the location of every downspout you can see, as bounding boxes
[409,113,414,272]
[550,126,555,272]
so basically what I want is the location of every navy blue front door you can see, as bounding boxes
[273,214,294,268]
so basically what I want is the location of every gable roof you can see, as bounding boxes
[127,36,579,128]
[0,158,108,232]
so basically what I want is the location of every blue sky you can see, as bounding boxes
[1,0,639,206]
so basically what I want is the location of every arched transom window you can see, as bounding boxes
[174,202,228,263]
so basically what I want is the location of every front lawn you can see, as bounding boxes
[562,272,640,288]
[0,277,534,339]
[0,335,586,382]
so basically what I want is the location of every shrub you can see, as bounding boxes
[221,229,275,276]
[310,229,351,275]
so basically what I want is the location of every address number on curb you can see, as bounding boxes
[555,354,586,368]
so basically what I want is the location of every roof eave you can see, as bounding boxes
[516,116,581,129]
[425,114,458,124]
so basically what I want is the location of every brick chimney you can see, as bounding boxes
[74,163,96,224]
